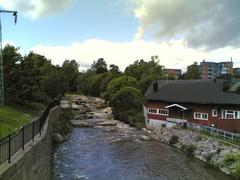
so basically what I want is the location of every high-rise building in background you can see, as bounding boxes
[198,59,233,79]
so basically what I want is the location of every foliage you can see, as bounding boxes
[91,58,108,74]
[183,62,200,79]
[224,153,240,179]
[112,87,142,111]
[181,144,196,156]
[169,135,179,145]
[106,76,138,101]
[2,44,22,103]
[2,45,79,105]
[61,59,79,92]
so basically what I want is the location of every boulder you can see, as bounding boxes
[139,135,151,141]
[98,121,117,126]
[52,133,64,143]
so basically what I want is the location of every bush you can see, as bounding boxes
[181,144,196,156]
[169,135,179,145]
[232,164,240,180]
[224,153,236,166]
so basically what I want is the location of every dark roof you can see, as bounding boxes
[145,80,240,105]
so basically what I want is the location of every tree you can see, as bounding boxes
[91,58,108,74]
[111,87,144,124]
[109,64,120,74]
[112,87,142,112]
[61,59,79,92]
[18,53,41,103]
[183,62,200,79]
[106,76,138,101]
[2,44,22,103]
[44,70,67,98]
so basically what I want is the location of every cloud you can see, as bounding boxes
[32,39,240,72]
[134,0,240,50]
[0,0,72,19]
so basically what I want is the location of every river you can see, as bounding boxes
[52,123,232,180]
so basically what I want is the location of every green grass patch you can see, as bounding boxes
[0,105,32,139]
[223,152,240,179]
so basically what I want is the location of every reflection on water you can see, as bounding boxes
[52,127,232,180]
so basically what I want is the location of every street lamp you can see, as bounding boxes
[0,10,17,105]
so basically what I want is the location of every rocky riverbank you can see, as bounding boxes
[148,126,240,178]
[60,94,151,141]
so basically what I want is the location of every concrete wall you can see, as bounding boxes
[0,106,62,180]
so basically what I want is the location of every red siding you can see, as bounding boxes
[144,101,240,133]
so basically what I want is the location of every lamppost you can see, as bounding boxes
[0,10,17,105]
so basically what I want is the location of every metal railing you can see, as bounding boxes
[0,99,60,165]
[187,122,240,142]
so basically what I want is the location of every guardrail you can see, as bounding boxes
[0,99,60,165]
[187,122,240,142]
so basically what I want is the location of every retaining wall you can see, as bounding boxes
[0,106,62,180]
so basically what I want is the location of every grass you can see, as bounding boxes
[0,102,45,139]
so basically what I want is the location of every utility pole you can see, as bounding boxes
[0,10,17,105]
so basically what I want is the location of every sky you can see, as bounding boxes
[0,0,240,71]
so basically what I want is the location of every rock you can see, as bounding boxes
[72,121,94,128]
[60,100,71,109]
[98,121,117,126]
[139,135,151,141]
[52,133,64,143]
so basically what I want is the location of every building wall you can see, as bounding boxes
[199,61,233,79]
[144,101,240,133]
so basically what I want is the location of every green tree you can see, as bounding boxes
[106,76,138,101]
[61,59,79,92]
[111,87,144,124]
[44,70,67,98]
[2,44,22,103]
[91,58,108,74]
[109,64,121,74]
[125,56,165,93]
[183,62,200,79]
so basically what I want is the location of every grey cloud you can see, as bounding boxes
[135,0,240,50]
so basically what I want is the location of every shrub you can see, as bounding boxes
[181,144,196,156]
[224,153,236,166]
[232,164,240,180]
[169,135,179,145]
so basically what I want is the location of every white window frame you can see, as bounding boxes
[158,109,169,116]
[222,110,240,119]
[194,112,208,120]
[212,109,218,117]
[148,108,158,114]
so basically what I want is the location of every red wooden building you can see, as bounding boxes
[143,79,240,133]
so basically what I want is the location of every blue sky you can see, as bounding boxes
[0,0,240,71]
[1,0,138,49]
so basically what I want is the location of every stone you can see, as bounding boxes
[52,133,64,143]
[73,121,94,128]
[98,121,117,126]
[139,135,151,141]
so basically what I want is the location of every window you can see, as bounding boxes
[159,109,169,116]
[148,108,157,114]
[222,110,240,119]
[194,112,208,120]
[212,109,218,117]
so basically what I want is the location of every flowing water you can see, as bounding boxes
[52,124,232,180]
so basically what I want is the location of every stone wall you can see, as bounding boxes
[0,106,62,180]
[149,126,240,176]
